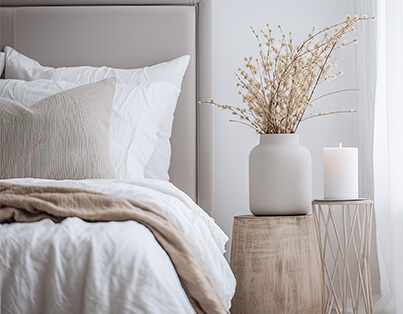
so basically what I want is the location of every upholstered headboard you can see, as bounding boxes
[0,0,215,215]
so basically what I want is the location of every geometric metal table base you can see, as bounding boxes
[312,200,374,314]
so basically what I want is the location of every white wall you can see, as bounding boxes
[211,0,359,257]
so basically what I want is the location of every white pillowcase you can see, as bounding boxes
[0,52,4,76]
[4,46,190,181]
[0,79,180,179]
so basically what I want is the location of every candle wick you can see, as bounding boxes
[339,142,343,148]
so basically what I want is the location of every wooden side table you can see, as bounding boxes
[230,215,322,314]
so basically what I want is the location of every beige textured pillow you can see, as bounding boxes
[0,78,117,179]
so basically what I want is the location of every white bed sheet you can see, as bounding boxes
[0,178,236,314]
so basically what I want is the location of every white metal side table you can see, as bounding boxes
[312,199,373,314]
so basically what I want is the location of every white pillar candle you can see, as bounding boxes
[324,143,358,199]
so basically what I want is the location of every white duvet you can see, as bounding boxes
[0,178,236,314]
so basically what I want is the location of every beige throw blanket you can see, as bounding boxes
[0,183,227,314]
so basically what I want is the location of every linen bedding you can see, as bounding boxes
[0,46,235,314]
[0,178,236,314]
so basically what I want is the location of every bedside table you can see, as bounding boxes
[230,215,322,314]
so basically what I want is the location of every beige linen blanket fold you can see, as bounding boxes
[0,183,227,314]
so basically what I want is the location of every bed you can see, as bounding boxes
[0,1,236,313]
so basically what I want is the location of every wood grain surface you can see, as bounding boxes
[230,215,322,314]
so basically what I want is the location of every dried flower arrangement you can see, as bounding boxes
[202,15,373,134]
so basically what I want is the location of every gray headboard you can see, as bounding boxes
[0,0,215,216]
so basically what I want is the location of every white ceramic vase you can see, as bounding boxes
[249,134,312,215]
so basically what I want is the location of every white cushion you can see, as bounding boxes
[0,78,180,179]
[4,46,190,180]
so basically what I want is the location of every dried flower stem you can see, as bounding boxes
[301,109,357,121]
[311,89,359,102]
[205,15,373,134]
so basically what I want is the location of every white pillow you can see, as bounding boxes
[4,46,190,181]
[0,79,180,179]
[0,52,4,76]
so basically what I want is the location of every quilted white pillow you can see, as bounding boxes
[0,79,180,179]
[0,79,117,180]
[4,46,190,181]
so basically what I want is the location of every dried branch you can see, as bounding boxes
[203,15,373,134]
[301,109,357,121]
[311,89,359,102]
